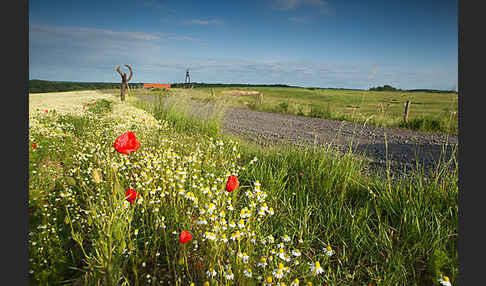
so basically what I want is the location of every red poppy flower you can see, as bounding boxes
[180,230,192,244]
[32,142,37,150]
[87,103,90,106]
[114,132,141,155]
[226,175,239,192]
[83,106,86,110]
[125,188,140,203]
[45,110,48,113]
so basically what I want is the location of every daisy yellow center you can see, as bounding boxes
[278,263,284,270]
[294,279,300,284]
[315,261,321,268]
[443,276,450,282]
[327,245,332,251]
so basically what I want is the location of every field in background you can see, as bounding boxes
[161,86,458,134]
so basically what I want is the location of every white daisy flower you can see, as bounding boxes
[206,268,217,278]
[272,263,287,279]
[196,217,208,225]
[204,232,216,241]
[310,261,324,275]
[224,269,234,280]
[243,268,253,277]
[237,219,245,228]
[323,245,334,257]
[221,234,228,243]
[292,249,302,257]
[439,275,452,286]
[257,257,268,267]
[267,235,275,244]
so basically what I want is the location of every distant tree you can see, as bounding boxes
[369,85,400,91]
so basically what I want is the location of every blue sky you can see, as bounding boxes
[29,0,458,90]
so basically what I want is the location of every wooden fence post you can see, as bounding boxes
[404,100,411,122]
[259,92,263,105]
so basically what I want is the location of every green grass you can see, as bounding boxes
[178,87,458,134]
[136,93,459,285]
[28,92,458,285]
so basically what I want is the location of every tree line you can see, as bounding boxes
[29,80,144,93]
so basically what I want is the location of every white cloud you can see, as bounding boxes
[30,24,163,42]
[270,0,331,14]
[181,19,224,25]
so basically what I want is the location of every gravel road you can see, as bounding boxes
[136,93,458,176]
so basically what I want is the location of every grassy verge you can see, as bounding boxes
[28,92,458,285]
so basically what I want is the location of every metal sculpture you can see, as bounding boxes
[116,64,133,101]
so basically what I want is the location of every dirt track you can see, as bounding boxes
[135,93,458,176]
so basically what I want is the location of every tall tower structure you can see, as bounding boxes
[185,69,190,87]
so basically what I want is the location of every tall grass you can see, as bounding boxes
[132,93,224,138]
[135,92,459,285]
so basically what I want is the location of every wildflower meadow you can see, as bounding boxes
[28,91,458,285]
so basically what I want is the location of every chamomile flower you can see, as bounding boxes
[439,275,452,286]
[282,235,291,242]
[229,221,236,228]
[204,231,216,241]
[235,219,244,228]
[278,248,290,261]
[238,252,249,263]
[272,263,287,279]
[196,217,208,225]
[264,276,273,286]
[206,268,217,278]
[310,261,324,275]
[230,231,241,241]
[323,245,334,257]
[243,268,253,277]
[267,235,275,244]
[224,269,234,280]
[221,233,228,243]
[292,249,302,257]
[257,257,268,267]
